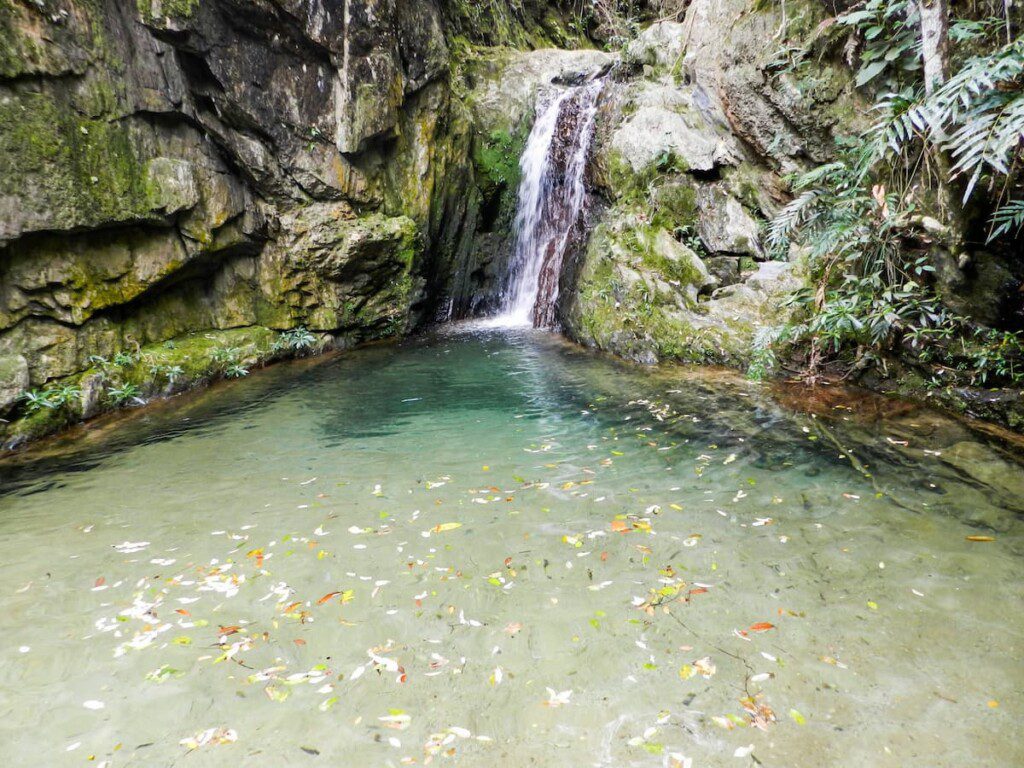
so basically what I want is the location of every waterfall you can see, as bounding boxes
[494,78,603,328]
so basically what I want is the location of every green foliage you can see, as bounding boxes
[747,326,783,381]
[211,346,241,365]
[113,351,138,367]
[672,225,707,257]
[873,37,1024,216]
[150,363,184,384]
[989,199,1024,241]
[838,0,922,87]
[273,326,318,355]
[20,385,82,414]
[106,382,141,406]
[211,345,250,378]
[759,2,1024,386]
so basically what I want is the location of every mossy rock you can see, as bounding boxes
[0,325,310,448]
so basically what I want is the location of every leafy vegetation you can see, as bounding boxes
[20,385,82,414]
[756,1,1024,388]
[106,382,141,406]
[273,326,319,355]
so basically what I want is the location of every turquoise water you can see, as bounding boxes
[1,326,1022,767]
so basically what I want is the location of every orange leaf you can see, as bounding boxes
[175,608,190,616]
[283,601,302,614]
[219,625,241,636]
[600,551,609,562]
[94,576,106,588]
[247,548,264,568]
[317,591,341,606]
[749,622,775,632]
[610,520,631,533]
[966,536,995,542]
[294,638,306,646]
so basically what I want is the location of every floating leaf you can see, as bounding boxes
[433,522,463,533]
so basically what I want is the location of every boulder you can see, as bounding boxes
[940,441,1024,513]
[704,256,742,287]
[0,354,30,412]
[608,82,736,175]
[697,186,763,257]
[651,229,716,294]
[624,22,689,71]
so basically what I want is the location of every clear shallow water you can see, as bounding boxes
[1,327,1023,767]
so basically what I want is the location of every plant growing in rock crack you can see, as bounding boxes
[211,346,250,378]
[225,364,250,378]
[273,327,318,355]
[20,385,82,414]
[211,346,240,364]
[672,225,706,257]
[112,351,138,368]
[106,383,142,406]
[150,364,184,385]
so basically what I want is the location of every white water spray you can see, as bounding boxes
[492,78,604,328]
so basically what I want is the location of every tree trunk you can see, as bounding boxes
[918,0,950,95]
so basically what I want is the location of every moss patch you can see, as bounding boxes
[0,326,323,448]
[0,91,161,235]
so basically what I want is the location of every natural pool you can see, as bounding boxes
[1,327,1022,767]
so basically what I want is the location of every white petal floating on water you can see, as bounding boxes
[112,541,150,554]
[83,700,105,710]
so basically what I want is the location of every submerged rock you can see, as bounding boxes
[940,441,1024,514]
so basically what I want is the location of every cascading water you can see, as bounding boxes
[494,78,604,328]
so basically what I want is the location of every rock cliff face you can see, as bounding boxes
[0,0,585,445]
[5,0,995,445]
[557,1,865,367]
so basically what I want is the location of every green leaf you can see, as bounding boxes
[856,60,888,86]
